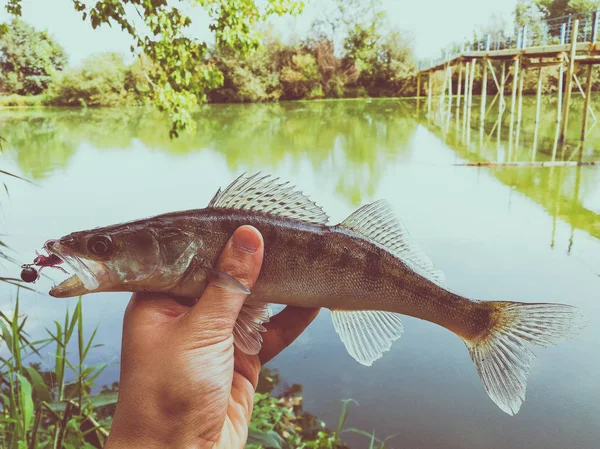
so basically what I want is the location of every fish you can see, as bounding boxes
[43,172,584,415]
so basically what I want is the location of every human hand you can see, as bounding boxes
[104,225,320,449]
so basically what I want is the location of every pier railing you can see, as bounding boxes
[418,11,600,72]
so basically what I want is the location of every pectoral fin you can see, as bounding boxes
[204,266,251,294]
[234,301,272,355]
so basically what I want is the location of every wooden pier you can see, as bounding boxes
[417,12,600,161]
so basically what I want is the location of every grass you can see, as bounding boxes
[0,293,397,449]
[0,95,48,107]
[0,294,116,448]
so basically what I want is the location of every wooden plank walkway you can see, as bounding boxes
[416,12,600,159]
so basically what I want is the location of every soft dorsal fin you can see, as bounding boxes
[209,173,329,224]
[337,200,444,285]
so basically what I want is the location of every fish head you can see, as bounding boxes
[46,223,167,298]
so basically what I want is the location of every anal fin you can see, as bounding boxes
[233,301,271,355]
[331,309,403,366]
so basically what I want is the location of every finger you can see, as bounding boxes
[187,225,264,333]
[259,306,321,364]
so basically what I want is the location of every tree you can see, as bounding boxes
[3,0,304,136]
[0,18,67,95]
[537,0,600,19]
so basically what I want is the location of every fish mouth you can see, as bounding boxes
[45,241,103,298]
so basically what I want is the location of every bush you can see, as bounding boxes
[48,53,150,107]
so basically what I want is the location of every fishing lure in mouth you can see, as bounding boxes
[20,251,67,282]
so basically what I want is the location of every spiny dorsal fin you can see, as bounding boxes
[337,200,444,285]
[331,309,403,366]
[209,173,329,224]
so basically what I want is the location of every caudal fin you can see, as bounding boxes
[463,302,585,415]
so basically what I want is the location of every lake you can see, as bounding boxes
[1,99,599,449]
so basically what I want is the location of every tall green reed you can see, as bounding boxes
[0,294,117,449]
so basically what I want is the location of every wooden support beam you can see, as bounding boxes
[515,65,526,151]
[559,19,579,146]
[581,64,594,142]
[552,53,565,161]
[439,64,449,118]
[462,61,470,138]
[427,71,433,118]
[417,73,421,98]
[532,67,544,160]
[466,58,476,141]
[573,73,597,122]
[487,59,500,91]
[524,60,564,68]
[498,62,506,143]
[446,65,453,131]
[480,57,488,133]
[508,53,521,159]
[576,57,600,64]
[456,61,463,117]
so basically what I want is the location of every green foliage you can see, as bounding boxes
[279,52,322,99]
[0,295,116,448]
[5,0,304,136]
[47,53,150,107]
[536,0,600,19]
[74,0,304,137]
[0,18,67,95]
[209,34,283,103]
[2,1,418,127]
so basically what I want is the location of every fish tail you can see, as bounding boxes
[462,301,585,415]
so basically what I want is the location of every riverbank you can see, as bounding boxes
[0,94,47,107]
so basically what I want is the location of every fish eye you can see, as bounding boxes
[87,235,113,256]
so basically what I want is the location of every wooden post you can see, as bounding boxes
[552,25,567,161]
[439,64,449,121]
[462,61,470,138]
[515,65,526,151]
[427,71,433,118]
[580,64,594,142]
[466,58,476,141]
[559,19,579,145]
[446,65,453,131]
[456,61,463,118]
[498,62,506,143]
[508,32,522,159]
[532,67,544,160]
[480,53,489,138]
[416,72,421,115]
[514,27,527,153]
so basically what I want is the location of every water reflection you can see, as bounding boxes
[421,94,600,249]
[0,101,418,205]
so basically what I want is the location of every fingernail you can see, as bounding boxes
[232,227,259,254]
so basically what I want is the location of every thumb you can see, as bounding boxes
[186,225,264,334]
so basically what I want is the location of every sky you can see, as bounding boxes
[1,0,519,66]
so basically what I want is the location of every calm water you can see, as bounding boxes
[1,100,599,449]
